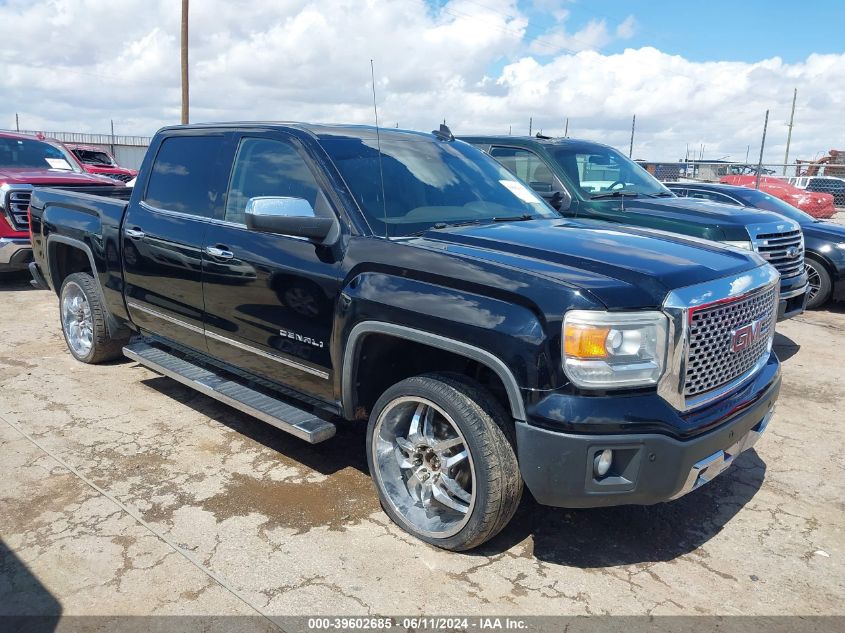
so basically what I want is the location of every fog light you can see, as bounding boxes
[594,449,613,477]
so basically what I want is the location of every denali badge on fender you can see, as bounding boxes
[730,316,767,353]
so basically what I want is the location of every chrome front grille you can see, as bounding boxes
[4,189,32,231]
[753,229,804,278]
[106,173,133,183]
[684,285,778,398]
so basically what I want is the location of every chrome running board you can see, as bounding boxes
[123,340,336,444]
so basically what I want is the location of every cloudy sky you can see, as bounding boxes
[2,0,843,162]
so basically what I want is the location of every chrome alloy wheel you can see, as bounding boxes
[372,397,476,538]
[62,281,93,358]
[805,262,821,303]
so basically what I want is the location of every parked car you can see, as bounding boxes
[29,122,782,551]
[64,143,137,183]
[721,175,837,219]
[0,131,122,274]
[461,135,807,320]
[667,181,845,308]
[787,176,845,207]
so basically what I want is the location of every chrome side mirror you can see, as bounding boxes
[245,196,336,241]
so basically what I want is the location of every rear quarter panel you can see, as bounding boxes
[30,188,131,323]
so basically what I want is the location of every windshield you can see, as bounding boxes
[0,136,81,172]
[72,149,115,167]
[735,188,815,223]
[320,136,557,237]
[549,145,671,198]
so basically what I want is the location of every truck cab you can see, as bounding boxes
[461,135,809,320]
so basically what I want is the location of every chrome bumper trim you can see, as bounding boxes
[780,283,809,300]
[670,405,774,500]
[0,237,31,265]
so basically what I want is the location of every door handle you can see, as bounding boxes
[205,246,234,260]
[125,228,145,240]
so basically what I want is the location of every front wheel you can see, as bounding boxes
[366,373,522,551]
[60,272,127,363]
[804,257,832,309]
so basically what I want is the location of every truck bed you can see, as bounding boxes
[28,186,133,327]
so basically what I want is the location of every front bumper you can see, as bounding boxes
[777,272,808,320]
[0,237,32,270]
[517,353,780,508]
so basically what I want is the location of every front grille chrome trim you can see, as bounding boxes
[657,265,780,412]
[749,223,804,279]
[1,183,34,232]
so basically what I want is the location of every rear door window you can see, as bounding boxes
[144,135,226,218]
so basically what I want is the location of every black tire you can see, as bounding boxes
[366,373,522,551]
[804,257,832,310]
[59,272,127,363]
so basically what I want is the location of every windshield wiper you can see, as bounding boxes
[642,191,674,198]
[491,214,535,222]
[590,190,640,199]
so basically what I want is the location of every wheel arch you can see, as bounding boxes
[47,235,129,339]
[342,321,526,422]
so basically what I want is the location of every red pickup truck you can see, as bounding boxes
[64,143,137,183]
[0,131,122,274]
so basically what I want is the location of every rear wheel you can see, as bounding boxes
[804,257,832,309]
[366,373,522,551]
[60,272,127,363]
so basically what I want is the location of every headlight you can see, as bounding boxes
[563,310,668,389]
[722,240,754,250]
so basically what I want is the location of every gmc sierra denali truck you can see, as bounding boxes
[0,131,121,274]
[461,135,808,321]
[29,123,781,550]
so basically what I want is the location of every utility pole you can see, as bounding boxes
[755,109,769,190]
[528,117,532,136]
[783,88,797,175]
[110,119,116,157]
[508,125,512,136]
[629,114,636,158]
[181,0,189,125]
[15,113,19,132]
[564,117,569,137]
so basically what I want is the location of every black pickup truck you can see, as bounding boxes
[28,123,781,550]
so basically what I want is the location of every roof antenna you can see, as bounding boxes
[370,59,388,238]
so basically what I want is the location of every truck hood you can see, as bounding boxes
[0,167,117,186]
[593,196,789,241]
[414,218,764,309]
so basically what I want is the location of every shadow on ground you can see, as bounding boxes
[773,331,801,363]
[0,538,61,631]
[0,271,37,292]
[477,449,766,568]
[139,371,767,568]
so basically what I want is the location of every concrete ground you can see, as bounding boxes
[1,272,843,621]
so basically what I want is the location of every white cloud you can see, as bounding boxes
[615,15,636,39]
[0,0,840,164]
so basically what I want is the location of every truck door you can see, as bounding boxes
[123,132,231,351]
[201,133,342,403]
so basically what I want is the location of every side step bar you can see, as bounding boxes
[123,341,337,444]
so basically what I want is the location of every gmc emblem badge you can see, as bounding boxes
[730,317,767,353]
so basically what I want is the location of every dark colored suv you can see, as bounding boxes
[461,135,809,320]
